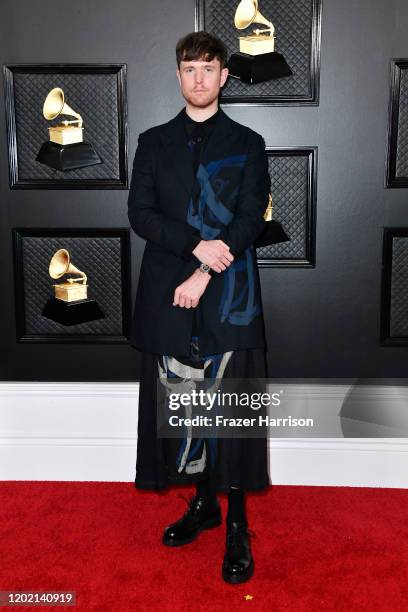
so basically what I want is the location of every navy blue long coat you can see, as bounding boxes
[127,107,270,357]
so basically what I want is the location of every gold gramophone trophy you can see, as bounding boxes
[227,0,292,84]
[236,0,276,55]
[41,248,104,326]
[254,193,290,248]
[36,87,102,171]
[49,248,88,302]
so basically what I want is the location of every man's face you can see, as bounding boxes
[177,57,229,108]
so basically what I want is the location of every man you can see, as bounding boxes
[127,31,271,584]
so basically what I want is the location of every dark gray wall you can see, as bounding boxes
[1,0,407,381]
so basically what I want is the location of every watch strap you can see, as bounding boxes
[199,262,213,276]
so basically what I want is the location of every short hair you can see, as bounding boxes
[176,31,227,69]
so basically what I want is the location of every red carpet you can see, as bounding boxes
[1,482,408,611]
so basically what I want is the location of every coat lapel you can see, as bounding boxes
[160,108,195,198]
[200,108,234,168]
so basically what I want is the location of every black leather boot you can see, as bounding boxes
[162,493,222,547]
[222,521,255,584]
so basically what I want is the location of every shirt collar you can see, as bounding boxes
[183,107,220,131]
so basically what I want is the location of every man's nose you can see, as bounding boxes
[195,70,203,83]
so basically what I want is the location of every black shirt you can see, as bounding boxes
[184,108,220,339]
[184,107,220,174]
[179,109,221,261]
[183,107,219,275]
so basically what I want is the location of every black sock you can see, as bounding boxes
[195,476,217,505]
[226,487,247,525]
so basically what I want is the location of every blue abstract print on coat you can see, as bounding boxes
[187,155,260,327]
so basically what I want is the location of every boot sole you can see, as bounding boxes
[162,513,222,547]
[222,559,254,584]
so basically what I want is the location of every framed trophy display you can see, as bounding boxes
[256,147,317,267]
[385,59,408,188]
[3,64,128,188]
[380,228,408,345]
[195,0,322,105]
[12,228,131,343]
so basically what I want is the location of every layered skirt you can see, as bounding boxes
[135,324,270,493]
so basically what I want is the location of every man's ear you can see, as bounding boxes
[176,68,181,87]
[220,67,229,87]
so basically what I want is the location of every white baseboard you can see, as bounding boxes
[1,382,408,488]
[267,439,408,488]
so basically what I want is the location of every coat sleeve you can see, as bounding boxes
[217,133,270,258]
[127,131,202,261]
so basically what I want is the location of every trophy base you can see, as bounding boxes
[41,298,105,326]
[227,52,292,84]
[54,282,88,302]
[48,125,84,146]
[36,141,103,171]
[254,220,290,248]
[239,35,275,56]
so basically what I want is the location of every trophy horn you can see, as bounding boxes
[43,87,83,128]
[264,193,273,221]
[234,0,274,35]
[49,248,87,284]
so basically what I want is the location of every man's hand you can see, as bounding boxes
[173,269,211,308]
[192,239,234,273]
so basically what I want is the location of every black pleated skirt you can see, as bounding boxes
[134,331,271,493]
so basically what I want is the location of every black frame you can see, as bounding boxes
[12,228,131,344]
[257,146,317,267]
[385,59,408,188]
[3,63,128,189]
[194,0,322,106]
[380,228,408,346]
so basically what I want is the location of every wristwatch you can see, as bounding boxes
[199,262,212,276]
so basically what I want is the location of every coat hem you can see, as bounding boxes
[129,339,268,357]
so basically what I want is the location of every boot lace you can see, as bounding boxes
[177,492,203,516]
